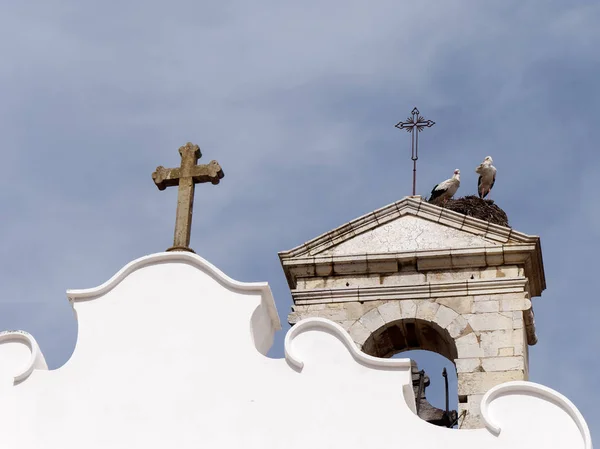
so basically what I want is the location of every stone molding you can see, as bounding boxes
[291,277,528,305]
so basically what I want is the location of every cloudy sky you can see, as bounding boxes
[1,0,599,437]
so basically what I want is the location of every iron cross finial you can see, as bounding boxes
[395,107,435,196]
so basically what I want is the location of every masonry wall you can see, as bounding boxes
[288,264,534,429]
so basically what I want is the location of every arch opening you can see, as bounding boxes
[362,318,458,362]
[362,318,460,428]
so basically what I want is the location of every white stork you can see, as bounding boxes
[429,169,460,205]
[475,156,496,199]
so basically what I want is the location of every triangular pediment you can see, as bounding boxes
[319,214,494,256]
[280,196,539,260]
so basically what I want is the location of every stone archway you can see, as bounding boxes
[347,299,471,360]
[362,318,458,361]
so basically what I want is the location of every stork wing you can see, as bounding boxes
[429,183,446,201]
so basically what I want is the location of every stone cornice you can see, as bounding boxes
[291,277,529,305]
[281,244,545,297]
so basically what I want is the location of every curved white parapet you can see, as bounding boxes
[481,381,593,448]
[284,317,412,371]
[0,330,48,384]
[67,251,281,333]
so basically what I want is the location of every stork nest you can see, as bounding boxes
[428,195,510,228]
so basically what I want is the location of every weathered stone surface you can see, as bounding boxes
[456,358,482,373]
[153,142,224,253]
[466,313,513,331]
[319,215,496,256]
[481,356,525,372]
[472,292,526,302]
[345,302,369,320]
[471,301,499,313]
[498,347,514,356]
[455,333,483,358]
[377,301,402,323]
[479,265,520,279]
[480,330,512,357]
[302,272,428,289]
[446,315,469,338]
[458,371,525,395]
[400,299,418,319]
[513,328,526,356]
[500,296,528,311]
[358,308,385,333]
[436,296,473,314]
[348,321,371,345]
[434,305,459,329]
[427,269,477,283]
[416,300,440,321]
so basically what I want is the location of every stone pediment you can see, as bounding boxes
[283,196,537,259]
[319,214,495,256]
[279,196,545,297]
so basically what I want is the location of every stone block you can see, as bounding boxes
[377,301,402,323]
[318,308,349,321]
[498,347,514,356]
[306,304,327,311]
[471,301,499,313]
[358,307,385,332]
[500,296,527,311]
[473,292,526,302]
[436,296,473,314]
[395,271,427,285]
[456,358,481,373]
[466,394,485,415]
[344,302,367,321]
[480,330,512,356]
[348,321,372,345]
[455,333,483,358]
[446,315,469,338]
[426,269,475,283]
[434,305,459,329]
[338,321,355,331]
[481,356,525,372]
[416,300,440,321]
[513,328,526,355]
[400,299,418,319]
[458,371,525,395]
[466,313,513,331]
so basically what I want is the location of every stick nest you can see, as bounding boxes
[428,195,510,228]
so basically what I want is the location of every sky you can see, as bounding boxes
[1,0,599,437]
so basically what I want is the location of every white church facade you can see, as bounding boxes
[0,143,593,448]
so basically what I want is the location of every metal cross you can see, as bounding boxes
[395,107,435,196]
[152,142,224,253]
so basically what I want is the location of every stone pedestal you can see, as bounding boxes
[279,196,545,429]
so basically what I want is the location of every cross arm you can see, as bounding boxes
[152,166,181,190]
[190,160,225,185]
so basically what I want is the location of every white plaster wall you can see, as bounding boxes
[0,253,591,449]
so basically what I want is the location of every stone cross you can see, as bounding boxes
[152,142,224,253]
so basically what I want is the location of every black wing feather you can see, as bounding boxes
[429,184,447,201]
